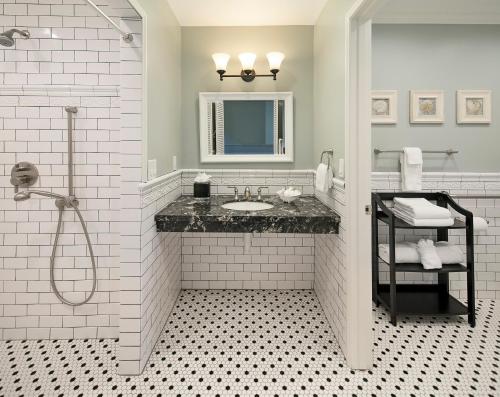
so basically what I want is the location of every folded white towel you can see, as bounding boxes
[400,147,422,191]
[379,241,464,265]
[393,208,454,227]
[315,163,329,193]
[417,239,442,270]
[393,197,452,219]
[435,241,465,264]
[379,242,420,264]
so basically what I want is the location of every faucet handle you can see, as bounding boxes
[227,186,239,201]
[257,186,269,201]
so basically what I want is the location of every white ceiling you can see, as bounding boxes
[374,0,500,24]
[167,0,328,26]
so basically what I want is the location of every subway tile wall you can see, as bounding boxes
[181,169,315,196]
[181,232,315,290]
[373,172,500,300]
[117,15,182,375]
[180,169,316,289]
[0,0,138,340]
[314,185,348,353]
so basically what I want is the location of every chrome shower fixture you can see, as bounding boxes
[0,29,30,47]
[11,107,97,307]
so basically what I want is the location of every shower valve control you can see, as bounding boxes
[10,162,39,192]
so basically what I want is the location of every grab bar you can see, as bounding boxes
[374,148,458,155]
[452,194,500,199]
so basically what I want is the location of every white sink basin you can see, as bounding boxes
[222,201,274,211]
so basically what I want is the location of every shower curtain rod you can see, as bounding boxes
[84,0,133,42]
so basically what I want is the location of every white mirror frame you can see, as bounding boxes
[199,92,294,163]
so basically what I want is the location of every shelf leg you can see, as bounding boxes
[464,214,476,327]
[389,218,397,326]
[371,195,379,305]
[436,224,450,296]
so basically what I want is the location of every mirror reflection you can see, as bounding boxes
[208,100,285,155]
[200,92,293,163]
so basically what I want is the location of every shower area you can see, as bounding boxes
[0,0,144,365]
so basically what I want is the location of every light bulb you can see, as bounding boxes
[212,53,230,72]
[267,52,285,72]
[238,52,256,71]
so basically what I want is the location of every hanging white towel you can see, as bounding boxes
[400,147,423,191]
[473,217,488,232]
[315,163,329,193]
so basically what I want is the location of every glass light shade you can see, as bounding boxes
[238,52,257,71]
[212,53,230,72]
[267,52,285,71]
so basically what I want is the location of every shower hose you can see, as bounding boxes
[50,198,97,306]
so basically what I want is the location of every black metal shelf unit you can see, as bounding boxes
[372,192,475,327]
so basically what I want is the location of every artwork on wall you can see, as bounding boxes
[371,90,398,124]
[457,90,492,124]
[410,90,444,124]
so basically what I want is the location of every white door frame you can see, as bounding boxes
[344,0,388,369]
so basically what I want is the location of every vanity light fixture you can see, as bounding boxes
[212,52,285,82]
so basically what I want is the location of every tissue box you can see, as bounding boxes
[193,182,210,198]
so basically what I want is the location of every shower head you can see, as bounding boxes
[0,29,30,48]
[14,191,31,202]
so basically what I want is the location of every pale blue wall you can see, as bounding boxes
[314,0,354,175]
[372,24,500,172]
[181,26,314,169]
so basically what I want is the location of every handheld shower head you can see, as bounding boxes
[14,191,31,202]
[0,29,30,48]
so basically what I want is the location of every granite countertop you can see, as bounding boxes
[155,195,341,234]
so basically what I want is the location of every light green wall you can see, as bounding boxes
[314,0,354,175]
[141,0,182,177]
[181,26,314,169]
[373,24,500,172]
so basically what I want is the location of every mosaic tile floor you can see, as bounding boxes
[0,290,498,397]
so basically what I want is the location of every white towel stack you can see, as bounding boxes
[379,241,464,265]
[392,197,454,227]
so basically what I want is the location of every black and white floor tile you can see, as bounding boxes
[0,290,499,397]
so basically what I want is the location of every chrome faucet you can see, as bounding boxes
[244,186,252,200]
[257,187,268,201]
[228,186,239,201]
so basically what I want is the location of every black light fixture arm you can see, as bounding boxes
[217,69,279,82]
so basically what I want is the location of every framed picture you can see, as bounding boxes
[457,90,491,124]
[371,90,398,124]
[410,90,444,124]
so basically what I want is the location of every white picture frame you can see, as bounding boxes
[199,92,294,163]
[371,90,398,124]
[410,90,444,124]
[457,90,492,124]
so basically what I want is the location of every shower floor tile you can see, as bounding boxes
[0,290,498,397]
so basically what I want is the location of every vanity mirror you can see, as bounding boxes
[199,92,294,163]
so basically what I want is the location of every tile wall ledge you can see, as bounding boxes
[372,171,500,179]
[0,85,119,96]
[139,170,182,193]
[181,169,316,176]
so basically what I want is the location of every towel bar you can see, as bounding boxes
[374,148,458,155]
